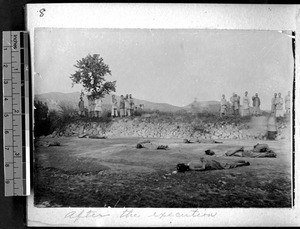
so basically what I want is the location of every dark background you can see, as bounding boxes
[0,1,294,228]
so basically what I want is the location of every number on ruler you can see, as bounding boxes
[4,113,9,117]
[5,130,9,134]
[4,80,8,84]
[3,64,8,68]
[13,109,19,113]
[5,147,9,150]
[4,98,8,101]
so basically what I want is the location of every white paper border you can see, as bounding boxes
[26,3,300,227]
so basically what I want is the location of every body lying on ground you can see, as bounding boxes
[183,139,223,144]
[225,143,276,158]
[177,157,250,172]
[205,149,215,155]
[136,141,169,150]
[78,133,107,139]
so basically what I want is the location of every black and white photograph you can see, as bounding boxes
[23,3,300,227]
[33,27,294,209]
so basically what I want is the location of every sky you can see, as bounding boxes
[34,28,294,110]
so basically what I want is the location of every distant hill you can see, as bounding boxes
[34,92,222,113]
[35,92,269,115]
[184,100,221,113]
[34,92,183,112]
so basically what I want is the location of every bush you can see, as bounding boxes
[99,110,112,123]
[34,100,52,137]
[50,102,79,131]
[78,109,113,124]
[34,100,79,137]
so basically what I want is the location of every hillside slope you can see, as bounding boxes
[35,92,220,113]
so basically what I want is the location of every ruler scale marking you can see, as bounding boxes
[3,31,30,196]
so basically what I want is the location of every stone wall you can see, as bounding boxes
[49,117,289,141]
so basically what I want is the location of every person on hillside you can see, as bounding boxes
[233,94,240,116]
[87,95,95,118]
[252,93,261,116]
[230,93,235,115]
[237,94,241,113]
[271,93,277,115]
[139,104,144,111]
[119,95,125,117]
[124,94,130,116]
[275,93,284,118]
[94,96,103,118]
[176,157,250,173]
[78,96,85,117]
[285,91,291,115]
[129,94,134,116]
[220,94,228,117]
[111,94,118,117]
[242,91,250,117]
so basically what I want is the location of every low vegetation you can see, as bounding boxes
[34,100,289,138]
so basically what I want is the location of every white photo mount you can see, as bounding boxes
[26,3,300,227]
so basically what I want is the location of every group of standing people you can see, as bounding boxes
[78,95,104,118]
[111,94,135,117]
[78,94,138,118]
[220,91,291,118]
[271,91,291,117]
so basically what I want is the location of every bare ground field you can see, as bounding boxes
[34,136,292,208]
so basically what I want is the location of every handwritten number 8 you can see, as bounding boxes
[39,8,46,17]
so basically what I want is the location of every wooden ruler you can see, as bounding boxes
[2,31,30,196]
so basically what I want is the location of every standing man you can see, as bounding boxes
[94,96,103,118]
[242,91,250,116]
[230,93,235,115]
[124,94,130,116]
[285,91,291,115]
[275,93,284,117]
[252,93,261,116]
[220,94,227,117]
[271,93,277,115]
[233,94,240,116]
[129,94,134,116]
[233,94,239,115]
[78,96,85,117]
[87,95,95,118]
[111,94,118,117]
[139,104,144,111]
[119,95,125,117]
[237,94,241,115]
